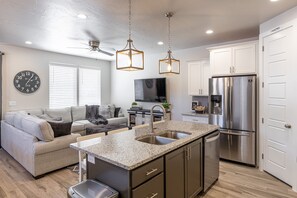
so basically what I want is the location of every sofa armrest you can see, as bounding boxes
[33,133,81,155]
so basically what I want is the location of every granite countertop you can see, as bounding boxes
[182,112,209,117]
[70,120,219,170]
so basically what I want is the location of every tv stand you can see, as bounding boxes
[127,109,171,127]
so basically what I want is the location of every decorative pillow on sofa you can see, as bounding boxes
[47,121,72,138]
[114,107,121,117]
[99,105,111,119]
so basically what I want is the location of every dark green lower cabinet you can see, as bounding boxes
[165,139,202,198]
[87,138,202,198]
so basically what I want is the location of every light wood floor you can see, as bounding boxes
[0,149,296,198]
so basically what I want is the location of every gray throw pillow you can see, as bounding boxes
[99,105,111,119]
[47,121,72,137]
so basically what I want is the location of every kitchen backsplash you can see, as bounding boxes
[192,96,209,112]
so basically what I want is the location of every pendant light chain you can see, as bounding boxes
[168,15,171,51]
[129,0,132,40]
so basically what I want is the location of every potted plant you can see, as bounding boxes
[131,102,138,108]
[162,101,171,112]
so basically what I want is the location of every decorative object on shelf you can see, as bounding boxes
[159,12,180,74]
[116,0,144,71]
[194,105,206,114]
[192,101,199,110]
[14,70,41,94]
[162,101,171,111]
[131,101,142,111]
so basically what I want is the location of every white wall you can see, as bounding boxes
[260,6,297,33]
[0,44,111,113]
[111,45,211,120]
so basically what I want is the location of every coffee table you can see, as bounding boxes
[86,124,129,136]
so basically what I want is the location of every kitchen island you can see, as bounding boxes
[70,120,219,198]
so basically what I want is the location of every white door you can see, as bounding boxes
[233,43,256,74]
[188,62,201,95]
[263,26,295,185]
[210,48,232,76]
[200,60,210,96]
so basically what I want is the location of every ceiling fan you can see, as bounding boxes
[68,40,114,56]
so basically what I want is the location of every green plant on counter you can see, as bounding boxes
[162,101,171,110]
[132,102,138,106]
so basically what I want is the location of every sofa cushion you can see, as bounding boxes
[45,107,72,122]
[21,115,54,142]
[33,133,80,155]
[4,112,17,126]
[48,121,72,138]
[107,117,128,125]
[99,105,111,119]
[71,121,85,133]
[109,104,116,118]
[75,120,95,129]
[71,106,86,121]
[13,112,28,129]
[37,114,63,122]
[25,108,44,116]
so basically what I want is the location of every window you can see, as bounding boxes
[49,64,101,108]
[49,64,77,108]
[79,68,101,106]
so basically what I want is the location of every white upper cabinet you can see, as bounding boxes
[209,41,258,76]
[188,60,210,96]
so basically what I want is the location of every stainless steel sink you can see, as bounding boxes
[158,131,191,139]
[137,135,175,145]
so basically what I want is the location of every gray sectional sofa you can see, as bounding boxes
[1,105,127,177]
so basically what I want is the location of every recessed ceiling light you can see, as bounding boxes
[206,30,214,34]
[77,13,87,19]
[270,0,279,2]
[157,41,164,45]
[25,41,32,45]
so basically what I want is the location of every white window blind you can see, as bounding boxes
[79,68,101,106]
[49,64,77,108]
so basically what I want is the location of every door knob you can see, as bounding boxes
[285,124,292,129]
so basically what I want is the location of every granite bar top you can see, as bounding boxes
[182,112,209,117]
[70,120,219,170]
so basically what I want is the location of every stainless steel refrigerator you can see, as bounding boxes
[209,75,256,166]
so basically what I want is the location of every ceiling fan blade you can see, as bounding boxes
[84,30,99,40]
[67,47,90,49]
[100,47,116,51]
[97,49,114,56]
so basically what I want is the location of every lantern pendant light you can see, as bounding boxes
[116,0,144,71]
[159,12,180,74]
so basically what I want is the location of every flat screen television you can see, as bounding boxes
[134,78,167,102]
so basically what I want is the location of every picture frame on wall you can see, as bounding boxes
[192,101,199,110]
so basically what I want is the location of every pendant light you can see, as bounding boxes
[116,0,144,71]
[159,12,180,74]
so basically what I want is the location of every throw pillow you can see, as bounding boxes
[99,105,111,119]
[114,107,121,117]
[109,104,116,118]
[47,121,72,138]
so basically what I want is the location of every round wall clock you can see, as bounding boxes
[14,70,41,94]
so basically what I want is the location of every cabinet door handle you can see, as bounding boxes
[201,89,203,95]
[189,147,191,160]
[230,67,232,73]
[146,193,158,198]
[146,168,158,176]
[233,67,235,73]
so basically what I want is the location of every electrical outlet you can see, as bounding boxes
[8,101,16,106]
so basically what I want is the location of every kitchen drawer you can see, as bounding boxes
[182,115,209,124]
[132,173,164,198]
[132,157,163,188]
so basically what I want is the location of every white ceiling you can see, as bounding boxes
[0,0,297,61]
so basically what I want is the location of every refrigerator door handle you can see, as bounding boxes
[220,131,251,136]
